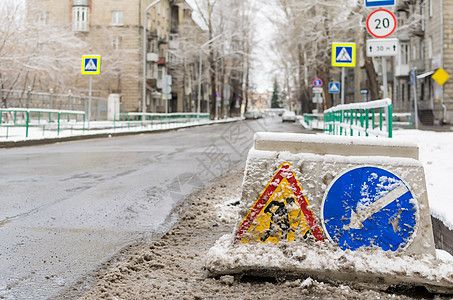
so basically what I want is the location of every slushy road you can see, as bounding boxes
[0,116,308,299]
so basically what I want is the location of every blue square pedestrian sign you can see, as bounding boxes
[332,43,356,67]
[329,82,340,94]
[365,0,395,7]
[81,55,101,75]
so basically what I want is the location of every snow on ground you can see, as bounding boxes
[393,128,453,230]
[70,168,429,299]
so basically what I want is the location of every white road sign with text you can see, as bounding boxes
[366,38,398,57]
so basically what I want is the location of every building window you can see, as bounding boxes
[428,36,433,59]
[72,6,89,32]
[400,43,409,65]
[420,40,425,59]
[36,11,49,25]
[112,36,122,50]
[112,11,123,26]
[401,84,405,102]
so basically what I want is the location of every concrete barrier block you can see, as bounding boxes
[236,132,434,256]
[206,132,453,292]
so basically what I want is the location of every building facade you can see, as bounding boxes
[393,0,453,125]
[32,0,201,113]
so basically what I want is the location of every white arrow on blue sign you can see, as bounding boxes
[365,0,395,7]
[329,82,340,94]
[321,166,419,252]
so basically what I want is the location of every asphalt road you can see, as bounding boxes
[0,116,309,299]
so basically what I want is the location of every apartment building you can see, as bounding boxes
[32,0,200,113]
[393,0,453,125]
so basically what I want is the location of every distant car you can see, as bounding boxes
[282,110,296,122]
[263,108,285,117]
[244,110,262,119]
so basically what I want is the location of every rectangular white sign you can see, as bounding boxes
[366,38,398,57]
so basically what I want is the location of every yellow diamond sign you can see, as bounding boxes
[432,68,450,86]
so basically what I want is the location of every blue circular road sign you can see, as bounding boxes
[313,78,323,87]
[321,166,419,251]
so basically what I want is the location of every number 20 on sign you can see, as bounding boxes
[366,9,397,39]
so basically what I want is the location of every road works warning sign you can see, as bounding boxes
[321,166,419,252]
[235,162,324,243]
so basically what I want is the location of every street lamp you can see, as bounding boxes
[142,0,161,113]
[197,33,223,120]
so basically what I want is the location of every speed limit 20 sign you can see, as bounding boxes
[366,9,397,38]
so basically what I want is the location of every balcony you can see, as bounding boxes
[147,53,158,62]
[397,27,410,42]
[395,64,410,77]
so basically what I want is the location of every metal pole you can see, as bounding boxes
[197,48,202,121]
[142,0,161,114]
[88,76,92,129]
[382,57,388,99]
[341,67,345,105]
[412,68,419,129]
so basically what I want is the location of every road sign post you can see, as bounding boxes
[332,43,356,105]
[411,68,419,129]
[81,55,101,129]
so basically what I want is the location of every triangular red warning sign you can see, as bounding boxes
[236,162,324,243]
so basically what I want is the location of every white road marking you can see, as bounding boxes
[348,184,409,230]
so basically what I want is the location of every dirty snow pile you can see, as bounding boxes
[206,235,453,293]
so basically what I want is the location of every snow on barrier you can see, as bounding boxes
[206,132,453,294]
[324,98,393,138]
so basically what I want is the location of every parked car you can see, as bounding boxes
[244,110,262,119]
[281,110,297,122]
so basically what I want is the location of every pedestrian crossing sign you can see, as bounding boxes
[81,55,101,75]
[332,43,356,67]
[329,82,340,94]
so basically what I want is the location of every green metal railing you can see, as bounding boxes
[113,112,210,130]
[0,108,85,139]
[393,113,412,129]
[303,113,324,129]
[324,98,393,138]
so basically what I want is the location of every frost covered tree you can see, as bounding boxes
[191,0,256,118]
[267,0,378,112]
[271,78,282,108]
